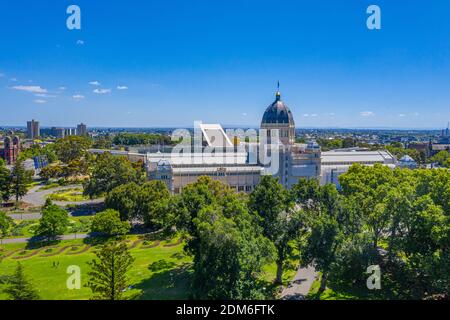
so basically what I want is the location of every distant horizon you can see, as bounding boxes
[0,124,447,132]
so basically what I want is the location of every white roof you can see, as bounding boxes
[199,123,234,148]
[400,155,416,162]
[322,150,396,164]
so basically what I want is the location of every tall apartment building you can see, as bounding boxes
[77,123,87,136]
[27,119,40,139]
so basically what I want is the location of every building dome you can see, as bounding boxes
[261,91,295,126]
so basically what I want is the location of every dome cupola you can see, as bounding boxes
[261,91,295,126]
[260,84,296,146]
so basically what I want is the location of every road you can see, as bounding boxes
[0,233,91,244]
[281,265,318,300]
[22,185,103,207]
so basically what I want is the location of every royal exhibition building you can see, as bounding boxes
[92,90,396,193]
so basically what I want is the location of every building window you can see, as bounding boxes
[245,186,252,192]
[238,186,245,192]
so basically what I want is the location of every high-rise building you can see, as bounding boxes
[77,123,87,136]
[27,119,40,139]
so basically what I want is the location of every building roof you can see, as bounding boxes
[198,123,234,148]
[322,150,396,165]
[261,91,295,125]
[399,155,416,162]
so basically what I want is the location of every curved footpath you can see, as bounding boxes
[0,233,91,244]
[281,265,318,300]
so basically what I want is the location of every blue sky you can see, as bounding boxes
[0,0,449,128]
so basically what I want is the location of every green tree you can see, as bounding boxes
[294,181,347,294]
[2,263,40,300]
[54,135,92,163]
[83,152,143,199]
[39,164,63,181]
[137,181,171,227]
[90,209,131,236]
[19,143,57,163]
[249,176,299,284]
[429,150,450,167]
[105,182,141,221]
[10,159,33,204]
[191,204,275,299]
[35,204,69,239]
[86,242,135,300]
[0,159,11,203]
[0,211,13,244]
[93,135,113,149]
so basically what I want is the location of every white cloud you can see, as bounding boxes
[89,81,101,86]
[360,111,375,117]
[398,114,406,117]
[35,93,56,98]
[59,86,67,90]
[73,94,85,100]
[93,88,111,94]
[76,40,84,45]
[10,78,18,82]
[117,85,128,90]
[310,113,318,117]
[0,73,4,77]
[11,85,48,94]
[34,99,47,104]
[302,114,309,117]
[242,113,247,116]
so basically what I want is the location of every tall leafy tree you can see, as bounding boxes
[10,159,33,204]
[137,181,171,227]
[249,176,299,284]
[0,211,13,244]
[191,204,274,299]
[173,177,275,299]
[84,152,143,198]
[0,159,11,203]
[54,135,92,163]
[296,182,347,293]
[35,204,69,240]
[2,263,40,300]
[105,182,141,221]
[90,209,131,236]
[87,242,135,300]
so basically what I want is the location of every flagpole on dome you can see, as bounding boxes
[276,81,281,101]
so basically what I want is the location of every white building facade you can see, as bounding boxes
[142,90,397,192]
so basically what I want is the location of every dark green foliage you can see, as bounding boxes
[2,263,40,300]
[90,209,131,236]
[35,204,69,239]
[112,133,174,146]
[83,152,144,199]
[10,159,33,203]
[87,242,135,300]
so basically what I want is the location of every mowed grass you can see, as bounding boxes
[0,236,192,300]
[47,188,89,202]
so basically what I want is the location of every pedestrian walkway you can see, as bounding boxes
[281,265,318,300]
[0,233,90,244]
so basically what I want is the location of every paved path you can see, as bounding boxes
[22,185,103,207]
[281,265,318,300]
[0,233,91,244]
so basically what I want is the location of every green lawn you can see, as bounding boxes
[47,188,89,202]
[0,234,292,300]
[0,235,191,300]
[306,273,387,300]
[9,217,93,238]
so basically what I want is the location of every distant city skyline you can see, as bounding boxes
[1,1,450,128]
